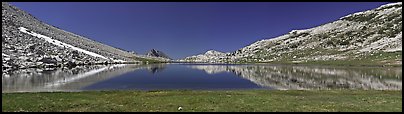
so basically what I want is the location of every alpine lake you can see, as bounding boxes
[3,63,401,93]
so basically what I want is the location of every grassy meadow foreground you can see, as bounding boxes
[2,90,402,112]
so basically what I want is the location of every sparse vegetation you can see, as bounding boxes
[2,90,402,112]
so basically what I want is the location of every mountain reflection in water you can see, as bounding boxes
[188,64,402,90]
[2,64,402,93]
[2,64,136,92]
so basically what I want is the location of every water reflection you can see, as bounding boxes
[146,64,167,74]
[2,64,141,93]
[189,64,402,90]
[2,64,402,92]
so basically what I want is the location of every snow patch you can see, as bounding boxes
[18,27,126,62]
[289,29,311,35]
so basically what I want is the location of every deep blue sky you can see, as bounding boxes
[11,2,390,59]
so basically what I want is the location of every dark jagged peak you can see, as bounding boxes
[146,49,171,60]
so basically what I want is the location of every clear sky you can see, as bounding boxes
[10,2,390,59]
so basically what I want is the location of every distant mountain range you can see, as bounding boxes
[179,2,402,66]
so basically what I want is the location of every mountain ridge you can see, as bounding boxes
[2,2,166,72]
[179,2,402,66]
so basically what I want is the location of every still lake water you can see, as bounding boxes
[2,63,402,93]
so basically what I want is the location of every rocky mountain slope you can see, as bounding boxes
[179,50,227,63]
[2,2,163,72]
[146,49,171,60]
[179,2,402,66]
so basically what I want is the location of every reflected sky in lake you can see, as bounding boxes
[2,64,402,93]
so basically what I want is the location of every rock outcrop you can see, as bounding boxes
[179,50,228,63]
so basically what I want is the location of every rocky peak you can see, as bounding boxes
[146,49,171,60]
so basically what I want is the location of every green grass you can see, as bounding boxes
[2,90,402,112]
